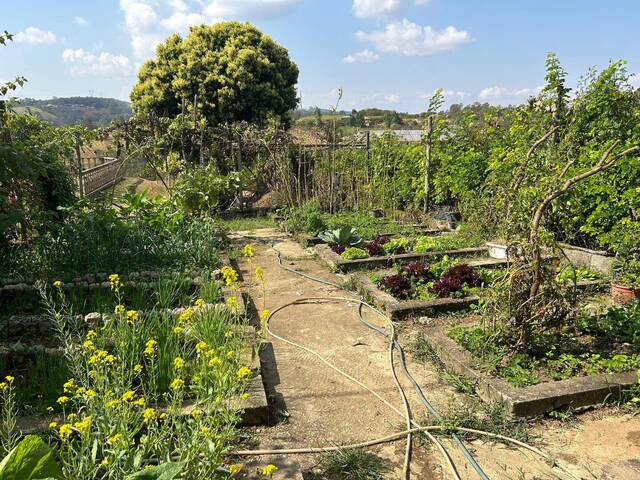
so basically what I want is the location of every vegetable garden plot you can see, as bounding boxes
[421,314,640,417]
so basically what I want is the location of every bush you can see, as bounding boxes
[172,167,239,215]
[380,274,413,299]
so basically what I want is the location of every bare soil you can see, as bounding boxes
[231,228,640,480]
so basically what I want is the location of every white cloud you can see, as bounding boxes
[342,49,380,64]
[479,85,543,101]
[204,0,299,19]
[419,89,470,104]
[384,94,401,103]
[119,0,299,60]
[74,16,89,26]
[14,27,57,45]
[356,19,471,56]
[62,48,133,76]
[352,0,429,19]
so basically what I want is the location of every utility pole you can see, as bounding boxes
[423,115,434,213]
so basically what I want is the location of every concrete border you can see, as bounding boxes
[353,271,481,321]
[423,323,639,417]
[315,243,488,272]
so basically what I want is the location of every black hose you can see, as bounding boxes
[272,246,490,480]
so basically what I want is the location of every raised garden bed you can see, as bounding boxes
[316,243,488,272]
[422,321,639,417]
[353,258,507,320]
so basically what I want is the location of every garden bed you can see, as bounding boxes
[421,321,639,417]
[316,243,488,272]
[353,258,507,320]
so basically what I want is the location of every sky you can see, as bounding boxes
[2,0,640,113]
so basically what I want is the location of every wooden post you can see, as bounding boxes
[75,137,84,198]
[423,115,434,213]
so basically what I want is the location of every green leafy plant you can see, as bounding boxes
[319,227,363,248]
[340,247,369,260]
[382,237,411,255]
[613,252,640,289]
[317,449,389,480]
[0,435,63,480]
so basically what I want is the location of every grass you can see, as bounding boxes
[409,334,476,395]
[314,449,390,480]
[439,401,532,443]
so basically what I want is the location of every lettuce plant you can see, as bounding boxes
[340,247,369,260]
[430,264,480,298]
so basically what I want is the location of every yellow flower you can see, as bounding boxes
[200,425,211,436]
[144,339,157,357]
[122,390,136,402]
[173,325,184,335]
[49,421,58,429]
[74,416,92,433]
[224,330,234,339]
[174,357,186,370]
[108,274,121,290]
[195,298,206,308]
[85,389,97,398]
[261,464,278,477]
[105,354,116,365]
[83,339,95,351]
[58,423,73,439]
[255,267,264,282]
[127,310,139,323]
[229,464,243,475]
[179,308,194,324]
[133,364,143,374]
[208,357,223,368]
[243,244,255,258]
[226,296,239,312]
[107,433,122,445]
[5,375,14,384]
[195,341,209,356]
[169,378,184,391]
[226,351,234,359]
[57,395,70,405]
[241,393,250,400]
[63,379,75,393]
[143,408,156,424]
[0,383,6,391]
[53,280,62,289]
[85,329,97,340]
[101,459,108,467]
[191,408,202,418]
[46,406,54,413]
[221,266,239,286]
[114,304,125,315]
[133,397,145,406]
[106,400,121,409]
[260,310,270,321]
[236,367,251,380]
[67,413,77,421]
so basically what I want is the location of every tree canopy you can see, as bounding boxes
[131,22,299,126]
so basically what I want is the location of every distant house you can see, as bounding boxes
[352,130,423,144]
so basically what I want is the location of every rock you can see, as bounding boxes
[84,312,102,323]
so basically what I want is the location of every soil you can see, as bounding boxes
[231,228,640,480]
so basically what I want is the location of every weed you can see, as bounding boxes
[315,449,390,480]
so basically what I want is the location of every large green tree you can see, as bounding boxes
[131,22,299,126]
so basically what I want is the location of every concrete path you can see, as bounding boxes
[230,228,640,480]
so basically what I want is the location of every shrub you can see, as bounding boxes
[430,264,480,298]
[319,227,363,248]
[340,247,369,260]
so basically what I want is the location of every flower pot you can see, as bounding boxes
[486,242,508,260]
[611,284,640,304]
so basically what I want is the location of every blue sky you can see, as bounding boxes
[2,0,640,113]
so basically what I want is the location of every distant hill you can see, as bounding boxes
[13,97,132,126]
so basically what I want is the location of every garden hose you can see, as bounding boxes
[273,248,478,479]
[228,238,581,479]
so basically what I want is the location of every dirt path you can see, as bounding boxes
[230,229,640,480]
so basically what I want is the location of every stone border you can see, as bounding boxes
[423,323,639,417]
[301,226,447,246]
[315,243,488,272]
